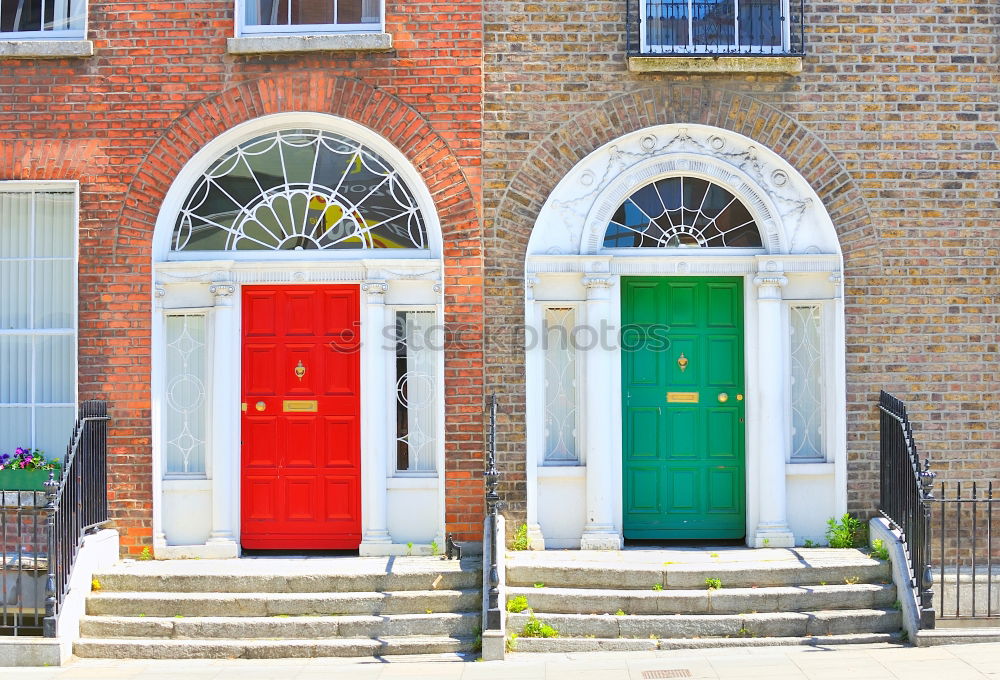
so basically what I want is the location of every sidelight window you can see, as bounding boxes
[394,310,437,473]
[543,307,579,464]
[0,186,77,457]
[164,313,208,477]
[789,304,825,461]
[0,0,85,37]
[239,0,381,34]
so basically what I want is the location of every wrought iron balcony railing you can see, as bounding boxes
[627,0,804,57]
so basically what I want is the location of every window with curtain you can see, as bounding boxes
[241,0,381,33]
[789,304,824,461]
[543,307,578,464]
[394,310,437,473]
[0,188,76,458]
[164,313,208,477]
[0,0,85,36]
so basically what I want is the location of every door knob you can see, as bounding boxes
[737,394,744,401]
[255,401,266,412]
[718,393,729,403]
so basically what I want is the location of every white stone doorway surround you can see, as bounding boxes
[148,113,447,559]
[523,124,848,550]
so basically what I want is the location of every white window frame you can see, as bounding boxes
[541,302,582,467]
[0,0,86,39]
[639,0,790,55]
[0,180,78,456]
[389,305,440,477]
[236,0,383,36]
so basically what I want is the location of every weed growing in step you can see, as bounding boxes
[762,538,770,547]
[826,513,865,548]
[138,546,152,561]
[803,539,817,548]
[652,583,663,591]
[614,609,626,616]
[406,542,413,556]
[893,600,902,610]
[710,552,720,558]
[870,538,890,561]
[91,578,101,591]
[506,633,519,651]
[522,613,558,638]
[430,540,439,556]
[533,583,544,588]
[512,523,529,551]
[705,578,723,590]
[506,595,529,613]
[844,576,861,585]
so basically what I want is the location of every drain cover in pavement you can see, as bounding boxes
[642,671,692,679]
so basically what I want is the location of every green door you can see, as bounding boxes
[622,277,746,539]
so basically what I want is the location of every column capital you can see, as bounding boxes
[209,283,236,305]
[753,274,787,299]
[154,287,166,308]
[362,280,388,301]
[525,276,540,302]
[583,276,613,300]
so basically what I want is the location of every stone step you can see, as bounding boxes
[506,560,890,590]
[86,588,481,618]
[510,632,904,653]
[506,583,896,615]
[93,557,481,594]
[73,635,476,659]
[506,608,902,639]
[80,612,479,639]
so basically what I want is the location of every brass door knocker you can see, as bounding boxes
[294,360,306,381]
[677,353,689,372]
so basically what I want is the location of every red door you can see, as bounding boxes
[240,285,362,550]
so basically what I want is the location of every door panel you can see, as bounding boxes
[241,285,362,550]
[623,276,746,539]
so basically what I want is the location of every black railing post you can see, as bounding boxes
[484,394,504,631]
[919,458,936,628]
[41,471,59,638]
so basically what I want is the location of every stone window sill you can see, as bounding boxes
[628,55,803,75]
[0,39,93,59]
[227,32,392,55]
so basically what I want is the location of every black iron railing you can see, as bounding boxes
[627,0,804,56]
[931,482,1000,623]
[878,391,936,628]
[483,394,504,633]
[0,401,108,637]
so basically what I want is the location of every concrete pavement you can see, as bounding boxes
[2,641,1000,679]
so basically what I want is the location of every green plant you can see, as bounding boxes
[512,523,529,551]
[430,540,439,556]
[522,613,558,638]
[533,583,544,588]
[803,539,817,548]
[406,541,413,556]
[138,547,152,561]
[506,633,519,652]
[826,513,864,548]
[506,595,529,613]
[652,583,663,591]
[870,538,890,561]
[0,447,60,471]
[844,575,860,585]
[614,609,626,616]
[893,600,902,610]
[819,581,827,586]
[91,578,101,591]
[736,623,753,638]
[705,578,723,590]
[710,552,720,558]
[762,538,770,547]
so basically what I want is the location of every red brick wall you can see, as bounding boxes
[0,0,485,554]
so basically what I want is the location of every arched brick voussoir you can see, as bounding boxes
[118,72,478,253]
[493,86,881,269]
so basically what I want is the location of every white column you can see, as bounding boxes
[579,276,621,550]
[206,283,239,557]
[151,287,167,556]
[752,274,795,548]
[524,277,545,550]
[360,280,393,554]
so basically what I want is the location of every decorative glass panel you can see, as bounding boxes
[0,189,76,457]
[603,176,762,249]
[173,129,427,252]
[395,311,437,473]
[0,0,86,36]
[790,305,824,461]
[543,307,578,463]
[244,0,380,29]
[165,314,208,477]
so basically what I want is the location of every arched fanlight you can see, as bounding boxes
[172,129,428,251]
[603,176,763,249]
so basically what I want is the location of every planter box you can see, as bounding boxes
[0,469,60,492]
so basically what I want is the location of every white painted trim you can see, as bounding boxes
[150,116,445,557]
[524,124,846,550]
